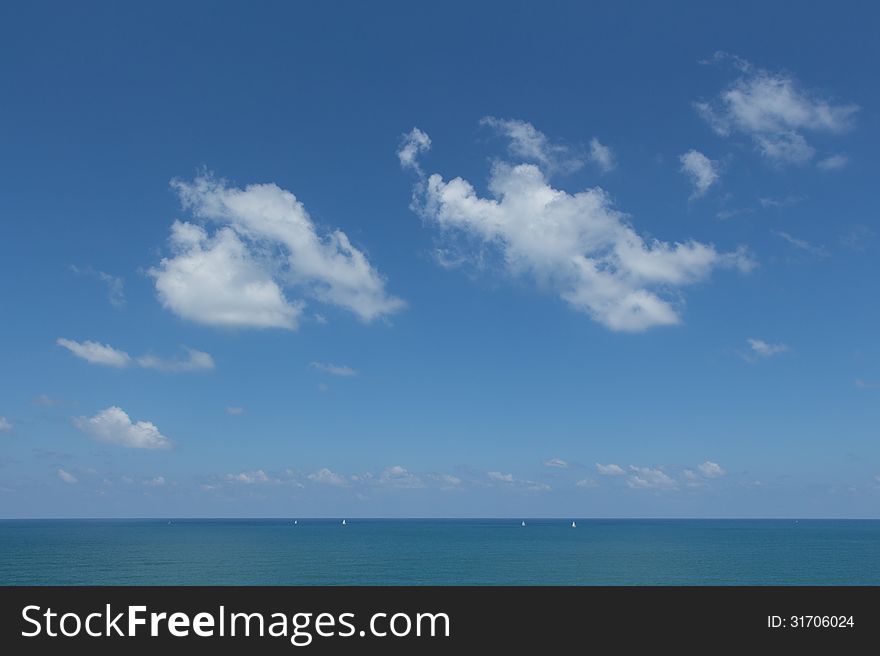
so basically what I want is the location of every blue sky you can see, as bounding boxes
[1,1,878,518]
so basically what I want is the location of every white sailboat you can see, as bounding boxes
[521,521,526,527]
[342,519,347,526]
[571,521,576,528]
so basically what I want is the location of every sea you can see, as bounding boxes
[1,519,877,585]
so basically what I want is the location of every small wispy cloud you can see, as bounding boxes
[310,362,357,377]
[588,138,616,172]
[71,265,125,308]
[817,154,848,171]
[543,457,569,469]
[226,406,245,415]
[487,471,550,491]
[679,149,719,198]
[57,338,131,368]
[137,348,215,372]
[855,379,879,390]
[58,339,214,372]
[746,338,789,358]
[0,417,12,433]
[772,230,829,258]
[57,468,78,484]
[576,478,599,488]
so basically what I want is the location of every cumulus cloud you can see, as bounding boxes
[225,470,270,484]
[378,465,423,488]
[58,338,215,372]
[57,338,131,368]
[428,473,463,489]
[589,138,615,172]
[307,468,349,487]
[480,116,583,173]
[310,362,357,377]
[697,461,726,478]
[74,406,172,450]
[0,416,11,432]
[150,174,403,329]
[144,476,166,486]
[57,468,78,484]
[696,54,858,164]
[817,154,848,171]
[747,338,789,358]
[543,457,569,468]
[596,463,626,476]
[136,348,215,372]
[627,466,677,490]
[679,149,719,198]
[403,123,753,332]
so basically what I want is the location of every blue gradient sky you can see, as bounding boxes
[1,1,878,517]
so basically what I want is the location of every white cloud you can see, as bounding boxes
[747,338,789,358]
[58,338,215,373]
[397,128,432,176]
[596,463,626,476]
[429,473,462,488]
[772,230,829,258]
[310,362,357,377]
[487,471,550,491]
[74,406,172,450]
[405,124,753,332]
[57,468,78,484]
[697,461,726,478]
[307,468,349,487]
[480,116,583,173]
[151,221,303,329]
[817,154,848,171]
[57,338,131,368]
[696,57,858,164]
[589,138,615,172]
[225,470,270,484]
[151,175,404,329]
[679,149,719,198]
[543,457,569,468]
[576,478,599,488]
[378,465,423,488]
[226,406,245,415]
[0,417,11,432]
[627,466,677,490]
[144,476,166,486]
[136,347,215,372]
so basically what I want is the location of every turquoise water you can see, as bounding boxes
[1,519,877,585]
